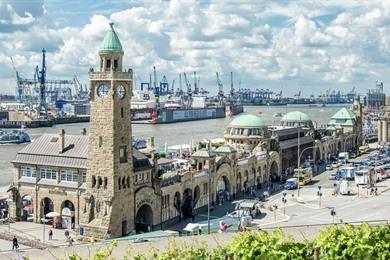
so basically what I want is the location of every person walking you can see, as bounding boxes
[48,229,53,240]
[64,230,69,239]
[68,236,73,246]
[12,236,19,251]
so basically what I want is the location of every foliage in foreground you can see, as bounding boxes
[64,224,390,259]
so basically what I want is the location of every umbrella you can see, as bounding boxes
[46,212,60,218]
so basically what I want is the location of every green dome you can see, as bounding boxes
[228,114,267,128]
[99,22,123,54]
[281,111,311,123]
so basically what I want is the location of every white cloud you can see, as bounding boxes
[1,0,390,96]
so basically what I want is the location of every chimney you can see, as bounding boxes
[59,129,65,153]
[81,128,87,135]
[148,137,155,150]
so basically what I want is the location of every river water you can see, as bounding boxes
[0,105,348,187]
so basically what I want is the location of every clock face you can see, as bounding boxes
[116,84,126,99]
[97,84,109,98]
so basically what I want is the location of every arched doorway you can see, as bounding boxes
[41,197,54,221]
[217,176,231,203]
[173,192,181,214]
[193,186,200,207]
[135,204,154,233]
[181,188,193,218]
[20,195,33,221]
[270,161,278,181]
[61,200,75,229]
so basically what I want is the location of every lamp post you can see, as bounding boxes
[41,218,48,242]
[317,186,323,208]
[6,198,12,233]
[282,193,287,216]
[297,146,315,198]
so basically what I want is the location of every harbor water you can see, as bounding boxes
[0,105,348,187]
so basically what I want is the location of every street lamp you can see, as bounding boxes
[297,146,315,198]
[41,218,49,242]
[330,208,336,224]
[282,193,287,216]
[317,186,322,208]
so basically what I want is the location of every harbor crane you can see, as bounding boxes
[183,72,192,106]
[230,72,234,97]
[216,72,224,104]
[10,49,88,111]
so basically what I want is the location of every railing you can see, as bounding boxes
[160,175,182,187]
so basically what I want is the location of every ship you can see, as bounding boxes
[131,91,243,124]
[0,129,31,144]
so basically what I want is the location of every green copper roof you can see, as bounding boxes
[281,111,311,123]
[331,107,356,120]
[191,149,216,158]
[228,114,267,128]
[215,145,237,154]
[99,22,123,54]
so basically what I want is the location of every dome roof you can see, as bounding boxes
[281,111,311,123]
[228,114,267,128]
[99,23,123,54]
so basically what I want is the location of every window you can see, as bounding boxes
[99,136,103,148]
[21,166,36,178]
[106,59,111,69]
[114,60,118,69]
[40,168,57,180]
[121,107,124,118]
[60,169,78,182]
[104,177,108,189]
[82,172,87,183]
[92,175,96,187]
[119,145,127,163]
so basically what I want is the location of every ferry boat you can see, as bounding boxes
[0,129,31,144]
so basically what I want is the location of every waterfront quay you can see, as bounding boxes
[1,144,390,259]
[0,22,375,259]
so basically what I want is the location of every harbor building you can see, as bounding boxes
[9,23,363,238]
[378,106,390,145]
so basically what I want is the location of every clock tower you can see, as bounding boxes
[80,22,134,238]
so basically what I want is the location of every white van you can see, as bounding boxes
[339,180,350,195]
[339,152,349,163]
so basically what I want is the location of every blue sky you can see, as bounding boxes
[0,0,389,97]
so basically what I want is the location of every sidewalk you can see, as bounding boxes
[0,221,77,247]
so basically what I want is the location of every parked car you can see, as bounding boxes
[326,165,333,171]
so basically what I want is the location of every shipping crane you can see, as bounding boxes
[216,72,224,104]
[10,49,87,111]
[183,72,192,106]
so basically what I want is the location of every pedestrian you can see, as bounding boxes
[48,229,53,240]
[106,229,112,239]
[64,230,69,239]
[218,221,231,234]
[68,236,73,246]
[238,222,246,232]
[12,236,19,251]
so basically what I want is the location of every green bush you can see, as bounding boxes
[66,224,389,260]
